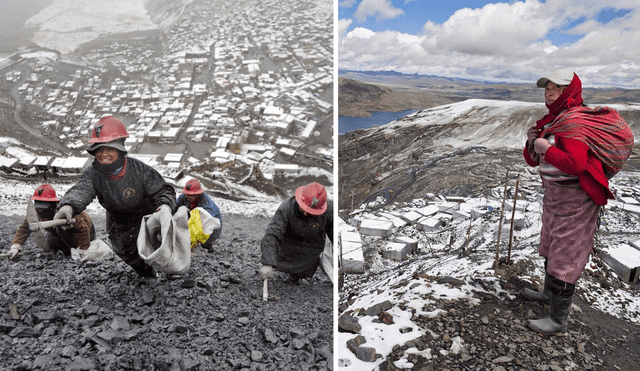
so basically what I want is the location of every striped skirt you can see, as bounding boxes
[539,178,600,284]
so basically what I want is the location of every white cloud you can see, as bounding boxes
[338,18,354,37]
[339,0,640,87]
[345,27,377,40]
[421,1,550,55]
[354,0,404,23]
[339,0,359,7]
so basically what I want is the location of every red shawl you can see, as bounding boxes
[535,73,634,179]
[542,106,633,179]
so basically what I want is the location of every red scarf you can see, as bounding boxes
[189,195,200,210]
[535,73,584,129]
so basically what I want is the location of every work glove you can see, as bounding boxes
[54,205,74,230]
[9,244,22,259]
[259,264,274,280]
[155,204,172,215]
[534,138,552,155]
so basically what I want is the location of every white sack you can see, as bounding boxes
[197,207,221,235]
[137,205,191,275]
[70,239,114,262]
[320,238,333,283]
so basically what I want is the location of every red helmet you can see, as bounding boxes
[89,116,129,143]
[31,184,59,202]
[295,182,327,215]
[183,178,204,195]
[87,116,129,155]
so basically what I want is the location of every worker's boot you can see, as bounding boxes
[528,275,575,336]
[522,272,551,305]
[130,259,158,279]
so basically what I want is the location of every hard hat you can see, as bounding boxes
[295,182,327,215]
[86,116,129,155]
[183,178,204,195]
[31,184,59,202]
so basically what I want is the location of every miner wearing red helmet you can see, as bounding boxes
[175,178,223,252]
[260,182,333,282]
[7,184,95,259]
[54,116,176,279]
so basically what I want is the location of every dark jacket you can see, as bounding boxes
[261,196,333,278]
[60,157,176,225]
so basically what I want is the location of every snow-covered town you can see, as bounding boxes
[0,0,333,198]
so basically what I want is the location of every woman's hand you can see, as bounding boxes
[534,138,552,155]
[527,126,541,144]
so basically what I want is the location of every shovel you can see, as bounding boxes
[29,218,75,232]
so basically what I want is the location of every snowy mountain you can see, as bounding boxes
[337,99,640,370]
[25,0,193,54]
[338,99,640,212]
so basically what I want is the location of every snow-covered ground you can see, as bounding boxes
[0,178,283,219]
[338,171,640,370]
[24,0,174,54]
[376,99,640,150]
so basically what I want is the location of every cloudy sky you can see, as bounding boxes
[338,0,640,88]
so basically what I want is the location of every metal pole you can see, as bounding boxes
[465,216,472,256]
[507,174,521,263]
[495,171,509,270]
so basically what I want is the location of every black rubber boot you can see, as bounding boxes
[528,275,575,336]
[523,272,551,305]
[130,260,158,279]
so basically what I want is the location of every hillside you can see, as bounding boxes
[337,99,640,371]
[338,78,455,118]
[0,179,332,371]
[338,99,640,213]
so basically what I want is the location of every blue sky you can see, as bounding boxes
[338,0,640,87]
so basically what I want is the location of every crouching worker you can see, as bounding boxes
[53,116,175,278]
[7,184,95,258]
[259,182,333,283]
[175,178,222,252]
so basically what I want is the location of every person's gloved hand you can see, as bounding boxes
[9,244,22,259]
[259,264,274,280]
[155,204,172,214]
[534,138,552,155]
[54,205,74,230]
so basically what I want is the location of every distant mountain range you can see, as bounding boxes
[338,70,640,118]
[339,69,502,85]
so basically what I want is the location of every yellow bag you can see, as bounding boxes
[188,208,210,249]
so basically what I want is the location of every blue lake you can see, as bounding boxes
[338,109,418,135]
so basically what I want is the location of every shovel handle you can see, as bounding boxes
[263,279,268,301]
[29,219,75,231]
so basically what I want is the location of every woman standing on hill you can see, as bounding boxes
[522,69,633,336]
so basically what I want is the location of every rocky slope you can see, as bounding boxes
[338,99,640,213]
[0,213,332,371]
[338,78,455,118]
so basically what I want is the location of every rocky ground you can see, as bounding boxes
[0,213,333,371]
[339,246,640,371]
